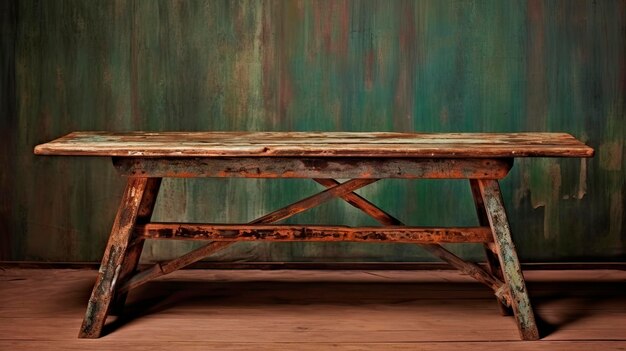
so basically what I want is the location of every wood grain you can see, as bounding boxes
[135,223,493,243]
[1,268,626,350]
[110,178,162,315]
[469,179,512,316]
[34,132,594,158]
[478,179,539,340]
[79,177,150,338]
[113,157,513,179]
[2,341,626,351]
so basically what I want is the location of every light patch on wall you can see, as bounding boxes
[599,141,623,171]
[513,159,530,210]
[576,158,587,200]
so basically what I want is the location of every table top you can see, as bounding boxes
[34,131,594,158]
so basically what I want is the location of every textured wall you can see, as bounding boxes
[1,0,17,260]
[2,0,624,263]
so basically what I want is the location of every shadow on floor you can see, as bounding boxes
[84,277,626,338]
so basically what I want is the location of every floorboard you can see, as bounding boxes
[0,269,625,350]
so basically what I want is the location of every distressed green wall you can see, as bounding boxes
[2,0,624,263]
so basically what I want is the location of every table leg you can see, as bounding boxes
[477,179,539,340]
[110,178,162,315]
[469,179,512,316]
[79,177,152,338]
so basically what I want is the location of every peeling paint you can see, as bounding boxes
[529,160,562,240]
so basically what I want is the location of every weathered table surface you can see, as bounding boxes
[34,131,593,342]
[34,131,594,158]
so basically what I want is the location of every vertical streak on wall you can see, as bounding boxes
[130,0,140,126]
[276,2,297,130]
[393,1,416,132]
[596,0,625,251]
[261,1,277,129]
[0,0,17,259]
[526,0,547,132]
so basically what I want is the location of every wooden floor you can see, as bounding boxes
[0,268,625,350]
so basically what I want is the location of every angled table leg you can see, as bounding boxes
[469,179,512,316]
[79,177,152,338]
[110,177,162,315]
[477,179,539,340]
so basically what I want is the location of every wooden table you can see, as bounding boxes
[35,132,594,340]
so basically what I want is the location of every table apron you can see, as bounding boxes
[112,157,513,179]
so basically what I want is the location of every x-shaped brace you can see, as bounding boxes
[120,178,508,307]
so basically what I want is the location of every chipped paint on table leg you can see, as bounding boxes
[79,177,150,338]
[478,179,539,341]
[469,179,512,316]
[110,177,162,316]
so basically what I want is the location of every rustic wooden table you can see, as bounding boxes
[35,132,594,341]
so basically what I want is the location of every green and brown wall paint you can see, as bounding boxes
[2,0,624,262]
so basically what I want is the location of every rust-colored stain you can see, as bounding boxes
[3,0,625,263]
[135,223,494,243]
